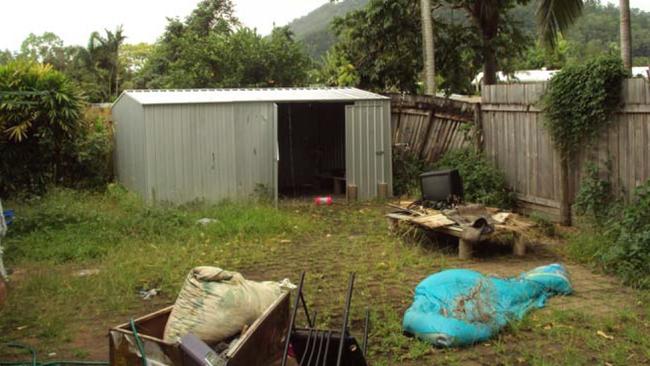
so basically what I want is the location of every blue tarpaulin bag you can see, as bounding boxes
[403,263,572,347]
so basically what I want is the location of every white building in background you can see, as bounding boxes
[472,66,650,91]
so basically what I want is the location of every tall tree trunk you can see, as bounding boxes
[482,38,498,85]
[620,0,632,71]
[420,0,436,95]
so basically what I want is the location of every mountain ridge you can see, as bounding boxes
[287,0,369,60]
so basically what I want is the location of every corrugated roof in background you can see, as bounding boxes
[117,87,388,105]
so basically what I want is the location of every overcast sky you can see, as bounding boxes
[0,0,329,51]
[1,0,649,52]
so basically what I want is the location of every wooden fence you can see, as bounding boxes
[389,94,481,164]
[482,79,650,222]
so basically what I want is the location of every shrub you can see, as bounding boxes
[0,61,112,197]
[573,162,617,223]
[392,146,432,197]
[61,109,114,188]
[569,179,650,288]
[435,148,515,209]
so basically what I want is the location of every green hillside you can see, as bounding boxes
[290,0,650,66]
[288,0,369,60]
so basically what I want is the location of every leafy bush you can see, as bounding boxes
[542,56,627,157]
[435,148,516,209]
[0,61,84,196]
[0,61,112,197]
[391,147,432,197]
[569,179,650,288]
[573,162,617,223]
[62,109,114,188]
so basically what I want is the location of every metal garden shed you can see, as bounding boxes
[112,87,392,204]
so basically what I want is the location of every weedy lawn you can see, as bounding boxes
[1,186,650,365]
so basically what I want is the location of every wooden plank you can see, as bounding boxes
[411,214,456,228]
[609,112,620,195]
[482,104,542,112]
[507,84,525,105]
[530,113,538,199]
[484,104,629,113]
[619,117,629,198]
[635,113,645,189]
[643,112,649,184]
[516,194,562,209]
[624,118,636,200]
[514,112,523,194]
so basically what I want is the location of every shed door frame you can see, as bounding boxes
[345,100,392,200]
[273,103,279,207]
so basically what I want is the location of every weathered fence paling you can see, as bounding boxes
[482,79,650,222]
[389,94,481,164]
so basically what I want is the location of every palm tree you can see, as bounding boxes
[619,0,632,71]
[88,26,126,100]
[420,0,436,95]
[466,0,583,85]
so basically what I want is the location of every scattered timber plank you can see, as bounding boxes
[411,214,455,229]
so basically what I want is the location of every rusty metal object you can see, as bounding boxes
[110,292,290,366]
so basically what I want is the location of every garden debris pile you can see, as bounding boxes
[388,201,535,241]
[403,264,573,347]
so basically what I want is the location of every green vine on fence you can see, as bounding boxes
[542,56,628,158]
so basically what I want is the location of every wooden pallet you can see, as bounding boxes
[386,202,532,259]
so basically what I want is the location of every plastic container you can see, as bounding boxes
[314,196,333,206]
[3,210,13,226]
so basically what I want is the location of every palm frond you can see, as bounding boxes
[537,0,583,48]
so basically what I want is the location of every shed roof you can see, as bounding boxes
[116,87,388,106]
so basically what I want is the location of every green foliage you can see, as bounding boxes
[0,61,84,196]
[570,178,650,288]
[573,162,616,222]
[137,0,312,89]
[0,61,112,197]
[63,110,114,188]
[391,148,432,197]
[542,56,627,157]
[435,148,516,209]
[325,0,530,94]
[14,29,129,102]
[0,49,12,64]
[564,1,650,67]
[19,32,66,65]
[530,212,559,238]
[326,0,423,93]
[316,49,360,87]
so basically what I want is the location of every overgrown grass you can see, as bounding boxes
[2,186,650,365]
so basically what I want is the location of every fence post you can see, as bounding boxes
[559,156,572,226]
[473,102,483,151]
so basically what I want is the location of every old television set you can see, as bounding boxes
[420,169,464,203]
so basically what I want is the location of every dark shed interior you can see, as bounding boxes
[277,102,348,197]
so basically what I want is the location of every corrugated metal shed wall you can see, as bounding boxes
[142,102,276,203]
[112,95,147,197]
[346,100,393,199]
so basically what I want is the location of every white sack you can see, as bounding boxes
[163,266,285,343]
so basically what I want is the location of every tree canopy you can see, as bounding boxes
[137,0,312,89]
[319,0,530,94]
